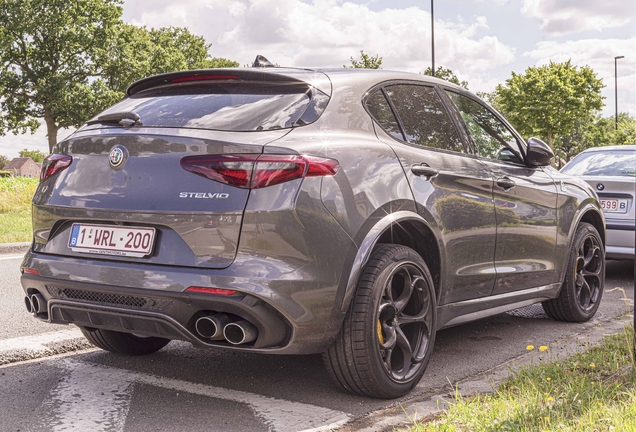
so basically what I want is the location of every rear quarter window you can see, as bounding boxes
[365,90,405,141]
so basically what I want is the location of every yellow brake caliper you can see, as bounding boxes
[377,320,384,345]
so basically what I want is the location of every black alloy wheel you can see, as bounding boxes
[323,244,437,398]
[543,222,605,322]
[377,262,434,382]
[573,233,603,312]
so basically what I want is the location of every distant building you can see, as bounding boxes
[5,157,41,178]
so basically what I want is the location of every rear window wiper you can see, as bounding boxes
[86,111,142,127]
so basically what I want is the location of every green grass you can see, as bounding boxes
[0,177,37,243]
[409,324,636,431]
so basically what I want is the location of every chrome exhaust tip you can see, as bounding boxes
[25,296,34,313]
[30,293,47,314]
[195,313,230,340]
[223,320,258,345]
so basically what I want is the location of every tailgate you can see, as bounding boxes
[32,130,286,269]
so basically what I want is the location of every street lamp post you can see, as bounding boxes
[614,55,624,130]
[431,0,435,77]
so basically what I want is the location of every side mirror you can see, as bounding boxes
[526,137,554,167]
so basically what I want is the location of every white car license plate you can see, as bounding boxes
[600,199,628,213]
[68,224,155,257]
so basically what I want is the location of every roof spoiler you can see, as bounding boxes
[126,67,332,97]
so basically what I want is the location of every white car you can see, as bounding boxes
[561,145,636,260]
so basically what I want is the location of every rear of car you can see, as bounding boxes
[21,68,356,353]
[20,66,609,400]
[561,145,636,259]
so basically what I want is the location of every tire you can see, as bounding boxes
[80,327,170,355]
[323,244,437,398]
[542,222,605,322]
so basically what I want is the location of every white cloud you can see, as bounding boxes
[524,37,636,116]
[521,0,635,35]
[124,0,515,74]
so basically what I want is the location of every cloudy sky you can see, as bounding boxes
[1,0,634,158]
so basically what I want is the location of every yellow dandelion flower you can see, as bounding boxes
[526,345,535,351]
[589,363,596,368]
[547,397,555,402]
[539,346,548,352]
[544,416,550,422]
[546,377,551,381]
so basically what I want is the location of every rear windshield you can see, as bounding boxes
[97,82,317,131]
[561,150,636,177]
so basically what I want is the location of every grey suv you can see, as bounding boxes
[21,66,605,398]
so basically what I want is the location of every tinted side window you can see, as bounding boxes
[365,90,404,141]
[384,84,464,152]
[445,91,523,163]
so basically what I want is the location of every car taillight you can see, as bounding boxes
[40,154,73,182]
[185,286,237,296]
[180,154,339,189]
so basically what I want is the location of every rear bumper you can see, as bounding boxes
[20,227,357,354]
[21,274,290,350]
[606,219,635,260]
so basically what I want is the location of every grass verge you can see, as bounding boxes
[0,177,37,243]
[410,324,635,431]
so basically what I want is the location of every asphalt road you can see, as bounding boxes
[0,254,633,431]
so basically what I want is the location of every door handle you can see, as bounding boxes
[496,177,516,190]
[411,164,439,179]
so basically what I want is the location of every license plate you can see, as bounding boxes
[600,199,628,213]
[69,224,156,257]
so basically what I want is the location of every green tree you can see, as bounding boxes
[346,51,382,69]
[493,60,604,152]
[209,57,240,69]
[18,148,47,163]
[0,155,10,170]
[103,24,237,93]
[0,0,237,152]
[608,113,636,146]
[556,113,636,164]
[422,66,469,89]
[0,0,124,152]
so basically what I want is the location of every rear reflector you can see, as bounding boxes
[22,268,40,275]
[40,154,73,182]
[171,75,239,83]
[185,287,237,296]
[180,154,339,189]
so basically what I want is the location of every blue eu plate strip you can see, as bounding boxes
[69,225,80,246]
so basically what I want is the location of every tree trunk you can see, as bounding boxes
[43,108,59,154]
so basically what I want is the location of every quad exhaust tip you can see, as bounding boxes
[195,313,230,340]
[25,293,47,314]
[224,320,258,345]
[24,296,33,313]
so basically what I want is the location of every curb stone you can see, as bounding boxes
[0,242,30,255]
[341,314,632,432]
